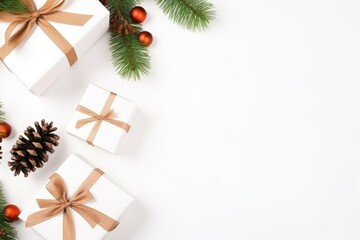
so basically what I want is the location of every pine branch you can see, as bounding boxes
[108,0,142,20]
[0,102,5,123]
[0,185,17,240]
[155,0,215,31]
[102,0,215,79]
[106,0,151,79]
[0,0,27,13]
[110,31,150,79]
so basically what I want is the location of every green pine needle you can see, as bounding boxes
[0,185,18,240]
[156,0,215,31]
[108,0,150,79]
[110,32,150,79]
[106,0,215,79]
[0,102,5,123]
[108,0,141,21]
[0,0,27,13]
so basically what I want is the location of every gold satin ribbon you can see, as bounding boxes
[75,92,131,145]
[0,0,93,66]
[26,169,119,240]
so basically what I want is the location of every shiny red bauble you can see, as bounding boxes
[0,122,12,138]
[3,204,20,222]
[130,6,147,24]
[138,31,153,46]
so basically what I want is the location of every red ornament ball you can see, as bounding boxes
[130,6,147,24]
[3,204,20,222]
[138,31,153,46]
[0,122,12,139]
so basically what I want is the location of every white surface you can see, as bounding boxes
[66,84,136,153]
[0,0,109,95]
[0,0,360,239]
[19,154,134,240]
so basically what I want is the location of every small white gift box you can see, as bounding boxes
[0,0,109,95]
[19,154,134,240]
[66,84,136,153]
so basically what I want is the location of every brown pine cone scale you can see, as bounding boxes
[8,120,59,177]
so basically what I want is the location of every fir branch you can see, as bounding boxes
[156,0,215,31]
[108,0,142,22]
[110,31,150,79]
[102,0,215,79]
[0,102,5,123]
[0,185,17,240]
[0,0,27,13]
[106,0,150,79]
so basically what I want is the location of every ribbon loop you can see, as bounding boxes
[26,169,119,240]
[75,92,131,145]
[0,0,93,66]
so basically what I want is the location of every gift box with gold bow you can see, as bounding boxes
[0,0,109,95]
[19,154,134,240]
[66,84,136,153]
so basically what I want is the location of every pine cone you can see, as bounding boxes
[99,0,109,6]
[8,120,60,177]
[0,228,6,237]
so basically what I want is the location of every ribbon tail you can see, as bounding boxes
[45,12,93,25]
[72,205,119,231]
[63,208,76,240]
[37,18,77,65]
[105,119,131,133]
[26,207,64,227]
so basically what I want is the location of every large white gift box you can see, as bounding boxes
[66,84,136,153]
[19,154,134,240]
[0,0,109,95]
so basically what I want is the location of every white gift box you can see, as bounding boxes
[19,154,134,240]
[66,84,136,153]
[0,0,109,95]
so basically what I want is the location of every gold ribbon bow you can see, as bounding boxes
[0,0,93,66]
[26,169,119,240]
[75,92,131,145]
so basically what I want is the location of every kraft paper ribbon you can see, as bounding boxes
[26,168,119,240]
[0,0,93,66]
[75,92,131,145]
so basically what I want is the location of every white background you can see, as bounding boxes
[1,0,360,239]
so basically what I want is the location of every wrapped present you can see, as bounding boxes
[19,154,134,240]
[0,0,109,95]
[66,84,136,153]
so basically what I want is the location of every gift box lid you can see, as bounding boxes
[19,154,134,240]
